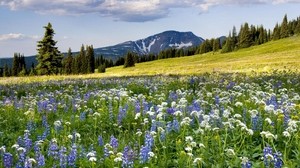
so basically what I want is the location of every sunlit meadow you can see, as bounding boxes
[0,71,300,168]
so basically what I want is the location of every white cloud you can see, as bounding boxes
[0,33,39,41]
[0,0,299,22]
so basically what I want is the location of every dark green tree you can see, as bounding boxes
[124,52,136,68]
[212,38,220,52]
[86,45,95,73]
[12,53,19,76]
[221,32,234,53]
[280,14,289,39]
[238,23,252,48]
[36,23,62,75]
[3,64,10,77]
[63,48,73,74]
[272,23,281,40]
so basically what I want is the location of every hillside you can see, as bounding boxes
[0,36,299,84]
[102,35,300,76]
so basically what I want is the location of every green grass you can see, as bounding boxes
[1,36,300,84]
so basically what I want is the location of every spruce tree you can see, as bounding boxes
[124,52,135,68]
[36,23,62,75]
[213,38,220,52]
[63,48,73,74]
[272,23,281,40]
[86,45,95,73]
[12,53,19,76]
[238,23,252,48]
[280,14,289,39]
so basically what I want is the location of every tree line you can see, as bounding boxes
[1,14,300,77]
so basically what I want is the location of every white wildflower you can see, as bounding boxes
[135,113,141,120]
[148,152,155,158]
[180,117,192,126]
[114,157,122,162]
[265,118,272,125]
[283,131,291,138]
[89,157,97,162]
[193,157,203,164]
[185,146,193,152]
[174,110,183,117]
[199,143,205,148]
[225,148,235,157]
[185,136,193,142]
[67,135,73,139]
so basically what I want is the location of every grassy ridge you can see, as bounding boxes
[1,36,300,84]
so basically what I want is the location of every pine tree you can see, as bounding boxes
[77,45,86,74]
[12,53,19,76]
[124,52,135,68]
[86,45,95,73]
[213,38,220,52]
[272,23,281,40]
[36,23,62,75]
[63,48,73,74]
[280,14,289,39]
[3,64,10,77]
[238,23,252,48]
[221,32,234,53]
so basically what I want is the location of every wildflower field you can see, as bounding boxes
[1,71,300,167]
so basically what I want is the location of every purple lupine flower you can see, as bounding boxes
[24,132,32,151]
[68,144,77,167]
[144,132,154,148]
[263,146,273,167]
[98,136,103,147]
[24,157,35,168]
[3,152,13,168]
[48,139,59,160]
[36,154,45,167]
[104,145,110,158]
[59,146,68,168]
[172,119,180,132]
[166,121,172,133]
[274,152,283,168]
[110,135,118,150]
[139,145,151,164]
[118,107,127,124]
[241,161,252,168]
[122,146,134,168]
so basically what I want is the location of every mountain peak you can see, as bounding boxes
[94,30,204,59]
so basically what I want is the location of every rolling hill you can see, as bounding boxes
[1,35,299,84]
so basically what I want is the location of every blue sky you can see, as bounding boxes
[0,0,300,58]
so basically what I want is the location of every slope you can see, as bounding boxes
[0,36,299,84]
[103,35,300,76]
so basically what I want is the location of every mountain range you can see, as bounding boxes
[0,30,204,68]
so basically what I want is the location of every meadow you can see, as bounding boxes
[0,71,300,167]
[1,36,300,167]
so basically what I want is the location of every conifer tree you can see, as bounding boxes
[238,23,252,48]
[86,45,95,73]
[36,23,62,75]
[124,52,135,68]
[12,53,19,76]
[280,14,289,39]
[272,23,281,40]
[213,38,220,52]
[3,64,10,77]
[63,48,73,74]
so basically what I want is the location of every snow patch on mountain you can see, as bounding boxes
[169,42,193,48]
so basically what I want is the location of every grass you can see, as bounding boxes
[1,36,300,84]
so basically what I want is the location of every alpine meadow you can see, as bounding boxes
[1,4,300,168]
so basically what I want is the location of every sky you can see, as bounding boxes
[0,0,300,58]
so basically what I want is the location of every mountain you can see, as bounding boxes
[95,30,204,58]
[0,30,204,68]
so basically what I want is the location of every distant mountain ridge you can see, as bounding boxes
[95,30,204,58]
[0,30,204,68]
